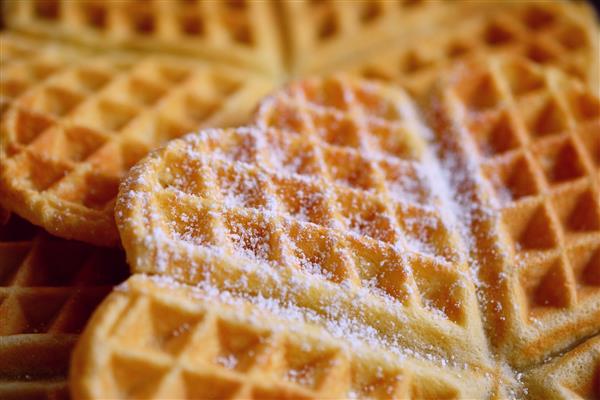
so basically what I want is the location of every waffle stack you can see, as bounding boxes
[0,1,598,399]
[0,214,128,399]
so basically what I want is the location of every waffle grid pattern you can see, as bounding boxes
[0,215,128,398]
[282,0,460,75]
[71,275,496,400]
[343,2,599,97]
[0,1,597,398]
[117,78,492,368]
[439,57,600,366]
[5,0,282,74]
[0,33,83,117]
[0,46,273,245]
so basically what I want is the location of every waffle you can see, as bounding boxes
[3,0,283,75]
[116,76,495,370]
[106,65,599,396]
[338,1,600,97]
[524,335,600,400]
[0,47,274,246]
[427,56,600,368]
[71,274,500,400]
[0,214,129,399]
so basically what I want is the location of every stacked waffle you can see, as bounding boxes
[0,1,598,399]
[0,214,128,399]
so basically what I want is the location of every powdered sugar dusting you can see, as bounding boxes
[114,77,523,392]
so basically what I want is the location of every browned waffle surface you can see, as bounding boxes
[0,33,86,117]
[524,335,600,400]
[88,62,599,398]
[0,1,597,398]
[0,215,129,399]
[0,35,274,245]
[3,1,598,90]
[428,55,600,368]
[281,0,467,75]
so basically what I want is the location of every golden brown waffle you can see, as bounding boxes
[524,335,600,400]
[427,56,600,368]
[3,0,283,75]
[0,214,129,399]
[115,76,493,369]
[71,274,500,400]
[338,1,600,97]
[0,47,274,245]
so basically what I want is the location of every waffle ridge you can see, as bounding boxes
[524,335,600,400]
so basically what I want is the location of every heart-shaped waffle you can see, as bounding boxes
[115,76,491,368]
[78,61,599,398]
